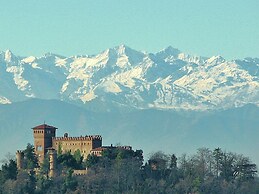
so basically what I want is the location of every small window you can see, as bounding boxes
[37,145,43,151]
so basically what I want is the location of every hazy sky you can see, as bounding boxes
[0,0,258,59]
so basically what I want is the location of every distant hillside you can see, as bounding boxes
[0,99,258,166]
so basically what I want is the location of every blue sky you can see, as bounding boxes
[0,0,258,59]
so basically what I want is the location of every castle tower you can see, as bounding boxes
[16,150,24,170]
[48,148,57,178]
[32,124,57,164]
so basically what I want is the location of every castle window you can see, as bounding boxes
[37,145,43,151]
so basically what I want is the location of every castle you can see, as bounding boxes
[31,124,102,163]
[16,123,132,177]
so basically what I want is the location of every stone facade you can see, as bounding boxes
[32,124,57,164]
[16,150,24,170]
[32,124,102,163]
[52,135,102,159]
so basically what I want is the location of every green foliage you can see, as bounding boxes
[0,159,17,181]
[62,168,77,193]
[0,147,258,194]
[36,175,53,194]
[39,154,49,176]
[73,149,83,164]
[85,154,99,168]
[57,143,62,156]
[23,143,38,169]
[57,151,83,170]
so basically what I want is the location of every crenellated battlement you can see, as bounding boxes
[53,135,102,141]
[16,150,24,154]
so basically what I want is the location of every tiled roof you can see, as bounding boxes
[32,124,58,130]
[91,147,107,152]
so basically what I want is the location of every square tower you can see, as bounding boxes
[32,124,57,164]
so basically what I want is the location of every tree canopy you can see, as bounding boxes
[0,146,258,194]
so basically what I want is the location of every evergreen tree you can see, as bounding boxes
[23,143,38,169]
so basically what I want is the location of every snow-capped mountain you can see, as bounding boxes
[0,45,258,110]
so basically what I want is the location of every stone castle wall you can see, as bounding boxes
[52,136,102,159]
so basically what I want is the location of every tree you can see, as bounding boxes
[193,148,213,181]
[213,147,223,178]
[0,159,17,181]
[73,149,83,166]
[23,143,38,169]
[148,151,169,171]
[39,154,50,177]
[234,155,257,181]
[85,154,99,168]
[57,143,62,156]
[170,154,177,170]
[62,168,77,193]
[219,152,235,181]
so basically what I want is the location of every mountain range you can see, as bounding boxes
[0,45,258,110]
[0,45,258,165]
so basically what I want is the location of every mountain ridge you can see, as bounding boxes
[0,45,258,111]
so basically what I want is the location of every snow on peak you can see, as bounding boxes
[116,44,128,55]
[22,56,36,63]
[207,55,225,64]
[156,46,181,58]
[5,50,14,62]
[0,46,258,110]
[114,45,144,57]
[0,96,11,104]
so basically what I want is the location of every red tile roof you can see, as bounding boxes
[91,147,106,152]
[32,124,57,130]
